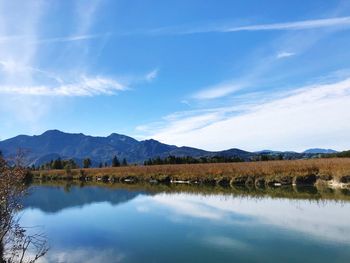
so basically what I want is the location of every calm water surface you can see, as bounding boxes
[21,185,350,263]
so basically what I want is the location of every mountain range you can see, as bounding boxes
[0,130,338,166]
[302,148,338,154]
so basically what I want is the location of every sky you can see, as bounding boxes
[0,0,350,152]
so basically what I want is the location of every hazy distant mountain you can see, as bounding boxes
[303,148,338,154]
[0,130,339,166]
[216,148,253,159]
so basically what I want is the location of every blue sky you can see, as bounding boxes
[1,0,350,152]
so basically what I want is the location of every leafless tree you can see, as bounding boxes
[0,151,48,263]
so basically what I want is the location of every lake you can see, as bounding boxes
[21,183,350,263]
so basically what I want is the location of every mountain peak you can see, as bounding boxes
[41,130,65,136]
[108,132,122,137]
[143,139,158,143]
[108,133,130,139]
[41,130,88,137]
[107,133,139,144]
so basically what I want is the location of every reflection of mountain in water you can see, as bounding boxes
[23,186,147,213]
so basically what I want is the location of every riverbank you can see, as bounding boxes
[32,158,350,189]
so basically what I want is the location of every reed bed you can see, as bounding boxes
[33,158,350,187]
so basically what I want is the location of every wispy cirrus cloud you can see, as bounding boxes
[34,33,108,44]
[0,75,127,96]
[0,33,106,45]
[222,16,350,32]
[150,16,350,35]
[0,0,156,99]
[193,82,245,100]
[190,13,346,101]
[140,76,350,151]
[276,51,295,59]
[0,58,158,97]
[0,0,153,135]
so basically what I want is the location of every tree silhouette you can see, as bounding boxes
[83,158,92,168]
[112,156,120,167]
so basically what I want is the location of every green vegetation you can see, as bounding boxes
[40,158,78,170]
[143,153,287,166]
[36,155,129,171]
[324,150,350,158]
[83,158,92,168]
[112,155,120,167]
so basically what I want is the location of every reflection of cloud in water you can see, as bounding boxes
[138,193,350,244]
[152,195,222,220]
[203,235,251,250]
[136,205,150,213]
[36,248,125,263]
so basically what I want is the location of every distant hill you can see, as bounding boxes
[0,130,256,166]
[303,148,338,154]
[0,130,340,166]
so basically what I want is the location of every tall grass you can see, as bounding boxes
[34,158,350,187]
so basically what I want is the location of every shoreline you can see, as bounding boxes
[32,158,350,189]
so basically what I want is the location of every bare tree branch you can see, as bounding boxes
[0,152,48,262]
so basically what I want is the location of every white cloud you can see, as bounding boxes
[136,106,242,138]
[0,0,155,106]
[193,82,244,100]
[0,60,27,74]
[142,77,350,151]
[151,16,350,35]
[276,51,295,59]
[190,16,338,102]
[0,57,128,97]
[0,75,127,96]
[152,194,223,220]
[145,68,159,82]
[34,34,107,44]
[224,16,350,32]
[0,0,126,134]
[0,34,105,45]
[138,8,350,151]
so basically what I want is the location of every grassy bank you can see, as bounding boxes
[33,158,350,188]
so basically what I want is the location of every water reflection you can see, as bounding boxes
[140,193,350,244]
[21,184,350,263]
[24,185,146,213]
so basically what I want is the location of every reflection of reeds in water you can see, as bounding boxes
[32,178,350,202]
[33,158,350,189]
